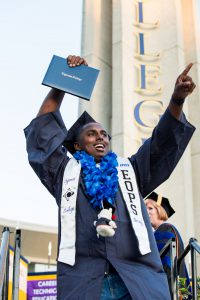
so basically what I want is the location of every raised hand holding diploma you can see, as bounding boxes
[42,54,99,101]
[38,55,89,116]
[67,55,88,67]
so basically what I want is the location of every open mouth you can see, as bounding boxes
[94,143,105,151]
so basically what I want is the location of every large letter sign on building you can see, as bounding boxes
[133,0,164,143]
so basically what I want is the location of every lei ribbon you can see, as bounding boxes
[73,151,119,209]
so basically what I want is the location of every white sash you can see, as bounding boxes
[58,157,151,265]
[58,158,81,265]
[117,157,151,255]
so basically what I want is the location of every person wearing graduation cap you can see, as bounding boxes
[145,192,175,230]
[24,55,196,300]
[145,192,191,299]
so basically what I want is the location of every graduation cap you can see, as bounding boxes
[63,111,111,154]
[146,192,175,218]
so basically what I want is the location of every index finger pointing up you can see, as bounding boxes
[180,63,193,76]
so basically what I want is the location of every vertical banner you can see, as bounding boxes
[27,272,57,300]
[8,247,28,300]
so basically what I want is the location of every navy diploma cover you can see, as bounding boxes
[42,55,100,100]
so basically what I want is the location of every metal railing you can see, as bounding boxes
[177,238,200,300]
[0,228,21,300]
[160,237,178,299]
[12,229,21,300]
[0,227,10,300]
[160,237,200,300]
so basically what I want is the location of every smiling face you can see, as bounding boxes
[74,122,110,162]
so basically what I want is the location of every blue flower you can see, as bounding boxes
[74,151,118,209]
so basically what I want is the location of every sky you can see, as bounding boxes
[0,0,83,227]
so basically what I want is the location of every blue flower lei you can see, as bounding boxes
[73,151,119,209]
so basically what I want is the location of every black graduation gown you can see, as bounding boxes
[24,108,195,300]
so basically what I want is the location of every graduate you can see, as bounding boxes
[24,55,195,300]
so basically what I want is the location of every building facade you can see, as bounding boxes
[79,0,200,271]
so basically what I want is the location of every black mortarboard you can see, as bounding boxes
[63,111,97,154]
[146,192,175,218]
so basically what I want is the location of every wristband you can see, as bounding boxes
[171,97,185,106]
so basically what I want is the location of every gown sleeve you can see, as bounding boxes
[24,110,69,198]
[129,108,195,198]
